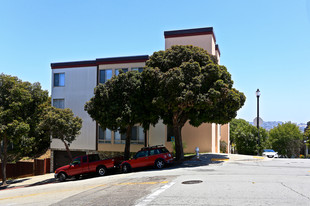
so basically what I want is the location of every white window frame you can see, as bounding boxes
[53,99,65,109]
[54,73,65,87]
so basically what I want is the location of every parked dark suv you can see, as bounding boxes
[120,145,173,173]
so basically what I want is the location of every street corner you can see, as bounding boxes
[253,156,277,161]
[253,156,265,160]
[210,158,229,162]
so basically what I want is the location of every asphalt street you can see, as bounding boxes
[0,156,309,206]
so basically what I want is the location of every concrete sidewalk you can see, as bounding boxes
[0,173,56,190]
[0,153,267,190]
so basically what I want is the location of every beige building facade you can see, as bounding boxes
[50,27,229,171]
[163,27,226,154]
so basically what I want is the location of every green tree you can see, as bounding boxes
[304,121,310,144]
[230,118,249,152]
[85,71,158,160]
[230,118,268,155]
[269,122,303,157]
[16,86,51,159]
[0,74,50,185]
[145,45,246,160]
[40,107,82,162]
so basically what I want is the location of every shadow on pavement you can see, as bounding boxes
[171,153,229,168]
[26,178,57,187]
[0,178,31,190]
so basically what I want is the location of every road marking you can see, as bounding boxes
[0,185,102,201]
[116,181,168,186]
[0,181,169,201]
[135,181,175,206]
[211,158,229,161]
[253,156,265,159]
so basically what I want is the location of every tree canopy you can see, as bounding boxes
[40,107,82,162]
[269,122,303,157]
[145,45,246,160]
[0,73,50,185]
[85,71,158,160]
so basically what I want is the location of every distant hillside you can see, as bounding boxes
[249,121,306,132]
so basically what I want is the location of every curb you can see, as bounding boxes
[211,158,229,162]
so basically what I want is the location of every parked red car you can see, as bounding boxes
[54,154,123,182]
[120,145,173,173]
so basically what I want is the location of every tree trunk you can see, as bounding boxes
[1,134,8,186]
[173,115,184,161]
[63,141,73,163]
[124,126,132,160]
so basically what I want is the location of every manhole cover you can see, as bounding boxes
[182,180,203,184]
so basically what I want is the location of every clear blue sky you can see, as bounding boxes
[1,0,310,123]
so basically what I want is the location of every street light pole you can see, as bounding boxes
[256,89,261,155]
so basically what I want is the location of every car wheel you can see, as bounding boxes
[97,166,107,176]
[122,164,131,173]
[58,172,66,182]
[155,159,165,169]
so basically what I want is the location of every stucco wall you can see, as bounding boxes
[51,66,97,151]
[216,50,220,64]
[220,123,230,153]
[177,122,214,154]
[165,34,216,55]
[98,143,143,153]
[149,120,166,147]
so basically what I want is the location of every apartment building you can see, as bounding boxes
[50,27,229,171]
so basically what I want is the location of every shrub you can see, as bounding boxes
[220,140,228,153]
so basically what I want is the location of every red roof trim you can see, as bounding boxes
[52,63,97,69]
[165,31,216,42]
[51,55,149,69]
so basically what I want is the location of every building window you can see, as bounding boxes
[53,99,65,109]
[114,126,144,144]
[131,67,143,73]
[114,130,127,144]
[54,73,65,87]
[131,126,144,144]
[98,126,112,143]
[99,69,112,84]
[115,68,128,76]
[167,126,174,142]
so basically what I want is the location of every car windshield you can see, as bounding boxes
[71,157,81,165]
[264,149,275,152]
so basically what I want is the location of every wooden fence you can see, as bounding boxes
[0,158,50,180]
